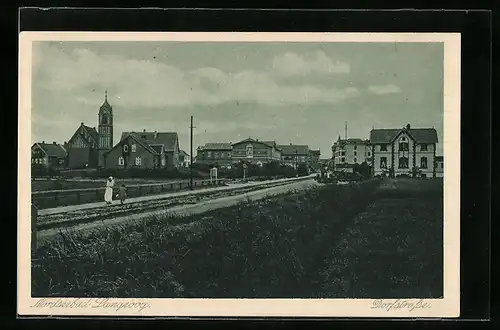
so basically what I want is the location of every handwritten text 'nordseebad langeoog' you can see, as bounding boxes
[371,299,432,312]
[30,298,151,312]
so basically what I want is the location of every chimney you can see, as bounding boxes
[154,131,158,139]
[53,141,56,145]
[406,123,411,130]
[143,129,146,133]
[42,141,45,144]
[81,122,84,126]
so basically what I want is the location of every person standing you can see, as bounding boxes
[104,176,115,204]
[118,184,127,205]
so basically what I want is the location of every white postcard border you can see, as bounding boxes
[18,32,461,318]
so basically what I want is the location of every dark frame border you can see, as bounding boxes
[12,7,491,325]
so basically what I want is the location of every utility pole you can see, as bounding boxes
[345,121,348,139]
[295,149,299,177]
[190,116,195,190]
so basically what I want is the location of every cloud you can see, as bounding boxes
[367,84,401,95]
[272,50,350,77]
[33,44,358,109]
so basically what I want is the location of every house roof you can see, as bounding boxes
[370,127,438,144]
[82,125,99,143]
[198,143,233,151]
[121,132,179,151]
[278,144,309,155]
[150,145,164,154]
[33,142,67,158]
[232,138,279,149]
[435,156,444,161]
[179,150,189,157]
[309,149,321,156]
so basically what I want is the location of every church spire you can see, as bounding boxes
[105,89,107,102]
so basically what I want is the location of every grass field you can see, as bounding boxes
[31,178,443,298]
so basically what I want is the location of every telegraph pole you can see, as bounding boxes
[190,116,196,190]
[295,149,299,177]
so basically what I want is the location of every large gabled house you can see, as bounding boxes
[370,123,439,178]
[196,143,233,167]
[277,144,309,168]
[66,123,100,168]
[232,138,282,165]
[104,130,180,169]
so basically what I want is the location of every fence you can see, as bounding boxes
[32,178,226,209]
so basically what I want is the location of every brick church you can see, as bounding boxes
[66,91,114,169]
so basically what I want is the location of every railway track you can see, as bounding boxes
[36,178,308,231]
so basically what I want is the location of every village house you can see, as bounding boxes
[178,150,191,168]
[278,144,309,168]
[331,137,372,173]
[370,123,439,178]
[31,141,68,169]
[66,91,114,169]
[104,130,180,169]
[232,138,282,166]
[196,143,233,167]
[435,156,444,178]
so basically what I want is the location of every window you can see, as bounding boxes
[227,152,231,158]
[123,144,128,152]
[135,157,142,166]
[420,144,428,151]
[420,157,428,169]
[399,142,409,151]
[354,145,357,150]
[354,151,357,156]
[354,158,358,163]
[246,144,254,158]
[131,144,137,152]
[341,157,345,163]
[342,151,346,156]
[440,163,444,169]
[380,157,387,169]
[398,156,409,169]
[368,152,371,157]
[380,144,387,151]
[118,157,124,165]
[207,151,212,158]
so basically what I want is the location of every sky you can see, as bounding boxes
[31,41,444,157]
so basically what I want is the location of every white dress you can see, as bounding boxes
[104,179,115,203]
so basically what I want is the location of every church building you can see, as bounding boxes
[66,91,114,169]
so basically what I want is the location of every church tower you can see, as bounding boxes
[97,90,113,167]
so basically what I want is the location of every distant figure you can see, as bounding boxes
[118,184,127,205]
[104,176,115,204]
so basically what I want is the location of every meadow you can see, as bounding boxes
[32,178,443,298]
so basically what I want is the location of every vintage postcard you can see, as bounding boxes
[18,32,460,318]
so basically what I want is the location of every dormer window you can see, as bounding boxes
[123,145,128,152]
[420,143,428,151]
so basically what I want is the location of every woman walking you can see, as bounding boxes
[104,176,115,204]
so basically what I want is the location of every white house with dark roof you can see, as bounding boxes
[331,136,372,173]
[103,130,180,169]
[178,150,191,168]
[370,123,439,178]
